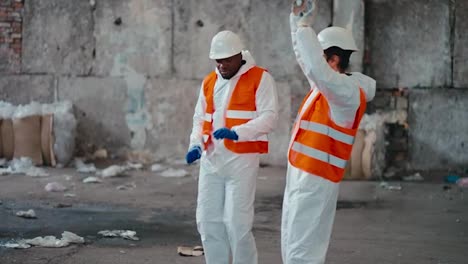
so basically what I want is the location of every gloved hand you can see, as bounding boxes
[213,128,239,140]
[291,0,318,27]
[186,146,202,164]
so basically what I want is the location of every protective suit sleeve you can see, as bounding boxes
[294,23,360,107]
[231,72,279,141]
[188,83,206,150]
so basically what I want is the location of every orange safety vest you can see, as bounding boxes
[288,88,367,183]
[201,66,268,154]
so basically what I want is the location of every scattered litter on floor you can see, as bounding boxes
[0,167,12,176]
[92,148,108,160]
[45,182,67,192]
[150,163,165,172]
[126,162,143,170]
[64,175,73,181]
[64,193,76,198]
[3,240,31,249]
[16,209,37,219]
[160,168,189,178]
[75,158,97,174]
[0,158,7,167]
[100,165,127,178]
[445,175,461,184]
[98,230,139,241]
[379,182,402,191]
[24,231,84,248]
[8,157,49,177]
[177,245,204,257]
[402,172,424,182]
[116,182,136,191]
[82,176,102,184]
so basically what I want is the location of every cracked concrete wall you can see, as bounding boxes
[1,0,468,170]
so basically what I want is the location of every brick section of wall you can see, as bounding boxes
[367,88,409,171]
[0,0,23,73]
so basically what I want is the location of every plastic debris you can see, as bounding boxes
[8,157,49,177]
[75,158,97,174]
[0,167,12,176]
[457,178,468,188]
[178,245,204,257]
[0,158,7,167]
[445,175,461,184]
[100,165,127,178]
[45,182,67,192]
[64,175,73,181]
[25,231,84,248]
[48,101,77,166]
[160,168,189,178]
[92,148,108,159]
[82,176,102,184]
[16,209,37,219]
[61,231,85,244]
[13,102,42,119]
[126,162,143,170]
[3,241,31,249]
[98,230,139,241]
[380,182,402,191]
[402,173,424,182]
[116,182,136,191]
[150,163,165,172]
[64,193,76,198]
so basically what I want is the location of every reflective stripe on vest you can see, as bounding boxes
[289,88,367,183]
[202,66,269,154]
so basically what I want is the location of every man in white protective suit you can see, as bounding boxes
[282,1,376,263]
[186,30,279,264]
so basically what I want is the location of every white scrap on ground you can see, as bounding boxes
[402,172,424,182]
[150,163,165,172]
[380,182,402,191]
[126,162,143,170]
[0,158,7,167]
[99,165,127,178]
[160,168,189,178]
[82,176,102,184]
[45,182,67,192]
[16,209,37,219]
[24,231,84,248]
[3,240,31,249]
[8,157,49,177]
[116,182,136,191]
[74,158,97,174]
[98,230,139,241]
[64,193,76,198]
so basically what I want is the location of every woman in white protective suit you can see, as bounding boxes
[282,1,376,263]
[185,30,278,264]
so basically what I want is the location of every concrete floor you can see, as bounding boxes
[0,162,467,264]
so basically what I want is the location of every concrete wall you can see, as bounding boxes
[0,0,467,170]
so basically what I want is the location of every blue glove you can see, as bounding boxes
[213,128,239,140]
[186,146,202,164]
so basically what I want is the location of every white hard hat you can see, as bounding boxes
[318,26,358,51]
[209,31,244,60]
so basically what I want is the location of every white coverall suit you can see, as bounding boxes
[281,14,376,264]
[189,50,278,264]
